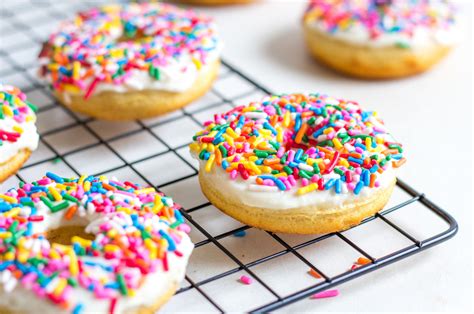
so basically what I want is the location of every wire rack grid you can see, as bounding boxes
[0,1,458,313]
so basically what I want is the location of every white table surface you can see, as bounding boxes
[195,2,473,312]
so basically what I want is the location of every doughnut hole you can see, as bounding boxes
[46,225,94,246]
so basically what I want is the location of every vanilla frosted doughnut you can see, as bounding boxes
[190,93,406,234]
[303,0,458,79]
[0,85,39,183]
[39,3,221,120]
[0,173,193,313]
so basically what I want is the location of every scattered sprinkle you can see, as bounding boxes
[357,256,372,265]
[239,275,253,285]
[308,268,322,279]
[233,230,247,237]
[310,289,339,299]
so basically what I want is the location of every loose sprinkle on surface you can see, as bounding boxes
[310,289,339,299]
[239,275,253,285]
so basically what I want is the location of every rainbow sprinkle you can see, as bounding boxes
[39,3,219,98]
[0,84,37,149]
[0,173,191,313]
[190,94,406,196]
[304,0,456,46]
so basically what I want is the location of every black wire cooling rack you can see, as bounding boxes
[0,0,459,312]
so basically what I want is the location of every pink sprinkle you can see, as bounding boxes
[310,289,339,299]
[239,275,253,285]
[230,170,238,180]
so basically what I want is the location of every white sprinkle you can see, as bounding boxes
[298,163,313,172]
[244,112,268,120]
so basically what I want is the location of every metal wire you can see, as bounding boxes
[0,1,458,312]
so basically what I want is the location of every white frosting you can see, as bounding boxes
[0,90,39,164]
[307,19,459,48]
[0,180,193,313]
[198,159,396,210]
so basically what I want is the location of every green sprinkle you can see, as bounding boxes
[117,274,128,296]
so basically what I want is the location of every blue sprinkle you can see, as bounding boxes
[354,143,366,150]
[263,122,277,135]
[369,165,379,173]
[222,160,230,170]
[274,178,286,191]
[324,178,336,190]
[72,304,84,314]
[233,230,247,237]
[335,179,342,194]
[354,181,364,195]
[348,156,364,165]
[46,172,64,183]
[159,230,176,251]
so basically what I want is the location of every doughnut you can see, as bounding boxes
[0,85,39,183]
[303,0,458,79]
[39,3,221,121]
[190,93,406,234]
[0,173,193,313]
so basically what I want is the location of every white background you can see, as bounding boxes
[196,1,473,312]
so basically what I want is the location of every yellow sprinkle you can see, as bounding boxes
[4,251,15,261]
[0,194,17,203]
[134,187,155,195]
[338,158,349,168]
[226,128,238,138]
[71,236,92,247]
[78,175,87,185]
[83,181,91,192]
[3,105,13,117]
[323,127,334,135]
[189,142,200,152]
[332,138,343,150]
[107,229,118,238]
[18,250,29,263]
[207,143,215,153]
[63,84,81,93]
[274,172,288,178]
[104,244,120,253]
[365,137,372,151]
[205,154,215,172]
[0,232,12,239]
[222,134,234,146]
[48,186,63,201]
[72,61,80,80]
[276,127,283,143]
[69,253,78,276]
[283,111,291,128]
[248,162,261,175]
[152,195,163,213]
[12,125,24,134]
[248,156,258,162]
[3,208,20,218]
[259,165,273,174]
[53,278,68,297]
[192,58,202,70]
[297,183,319,195]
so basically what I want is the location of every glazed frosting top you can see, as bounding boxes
[0,84,39,164]
[190,93,406,200]
[0,173,192,313]
[38,3,220,97]
[304,0,458,48]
